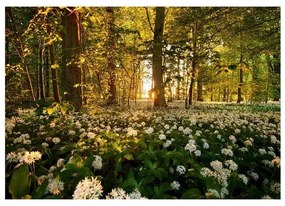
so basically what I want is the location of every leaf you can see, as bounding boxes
[47,107,54,115]
[32,179,48,199]
[9,164,30,199]
[59,144,76,156]
[181,188,204,199]
[123,153,134,160]
[51,64,59,69]
[83,156,95,168]
[138,141,147,149]
[60,167,77,182]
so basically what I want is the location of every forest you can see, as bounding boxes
[5,7,280,199]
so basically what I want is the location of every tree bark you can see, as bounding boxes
[188,23,198,106]
[44,48,50,97]
[106,7,118,105]
[152,7,167,107]
[196,72,203,101]
[62,8,82,110]
[38,41,45,100]
[237,54,243,103]
[49,42,61,102]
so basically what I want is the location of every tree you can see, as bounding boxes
[105,7,118,105]
[6,7,36,102]
[152,7,167,107]
[62,7,83,110]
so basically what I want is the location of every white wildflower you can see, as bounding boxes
[126,127,138,137]
[178,126,184,131]
[57,158,65,168]
[128,188,147,199]
[221,148,233,157]
[158,134,166,140]
[176,165,186,175]
[6,152,18,163]
[225,160,238,171]
[234,128,241,134]
[47,178,64,195]
[258,149,267,155]
[184,143,196,153]
[92,155,102,170]
[270,182,281,193]
[163,140,172,148]
[238,174,248,185]
[194,150,201,156]
[52,137,61,144]
[220,187,229,198]
[244,139,252,146]
[19,151,42,165]
[42,142,49,148]
[49,166,57,173]
[145,127,154,134]
[270,135,277,144]
[203,142,209,149]
[37,175,47,185]
[200,167,212,177]
[170,181,180,190]
[229,135,236,143]
[183,127,191,135]
[164,124,170,130]
[210,160,223,171]
[73,177,103,199]
[75,121,82,129]
[248,171,259,181]
[272,156,280,168]
[106,188,129,199]
[87,132,96,139]
[239,147,248,153]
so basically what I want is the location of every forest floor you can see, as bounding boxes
[5,101,280,199]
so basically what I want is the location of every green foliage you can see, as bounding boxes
[9,164,30,198]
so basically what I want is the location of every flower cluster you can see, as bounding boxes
[73,177,103,199]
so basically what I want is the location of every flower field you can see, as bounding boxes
[5,102,280,199]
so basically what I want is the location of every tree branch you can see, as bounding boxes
[145,7,154,34]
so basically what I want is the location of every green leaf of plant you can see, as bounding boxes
[181,188,204,199]
[123,153,134,160]
[32,179,48,199]
[9,164,30,199]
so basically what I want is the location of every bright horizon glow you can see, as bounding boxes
[142,78,152,98]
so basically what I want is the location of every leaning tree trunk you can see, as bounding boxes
[62,7,82,110]
[152,7,167,107]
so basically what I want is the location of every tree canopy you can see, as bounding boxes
[5,7,280,111]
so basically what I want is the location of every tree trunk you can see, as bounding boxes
[38,41,45,100]
[196,72,203,101]
[49,43,61,102]
[237,54,243,103]
[176,57,180,100]
[188,23,198,106]
[152,7,167,107]
[106,7,118,105]
[45,48,50,97]
[6,7,36,102]
[62,8,82,110]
